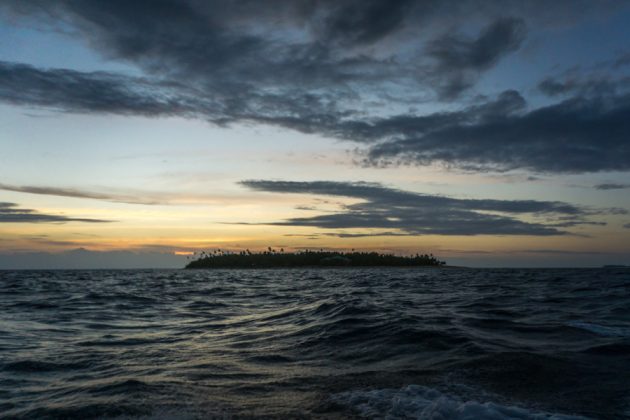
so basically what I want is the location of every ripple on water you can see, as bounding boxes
[0,267,628,418]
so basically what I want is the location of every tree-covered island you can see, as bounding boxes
[185,248,445,268]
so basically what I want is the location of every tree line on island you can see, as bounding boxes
[185,248,445,268]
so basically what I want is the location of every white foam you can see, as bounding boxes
[567,321,630,337]
[331,385,588,420]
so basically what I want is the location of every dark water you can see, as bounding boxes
[1,268,629,419]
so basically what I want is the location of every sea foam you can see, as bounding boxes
[331,385,588,420]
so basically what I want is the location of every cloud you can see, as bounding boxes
[0,202,111,223]
[7,56,630,175]
[332,89,526,140]
[518,249,605,255]
[0,182,167,205]
[323,231,412,238]
[0,182,289,206]
[5,58,629,174]
[364,91,630,173]
[0,59,357,134]
[615,52,630,68]
[318,0,415,46]
[0,0,410,117]
[426,17,526,98]
[0,61,207,118]
[594,183,630,190]
[538,75,630,98]
[238,180,607,236]
[0,1,628,174]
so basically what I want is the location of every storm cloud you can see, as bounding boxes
[239,180,609,236]
[0,202,111,223]
[0,1,629,174]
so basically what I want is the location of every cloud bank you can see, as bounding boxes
[0,1,629,174]
[364,92,630,173]
[238,180,610,236]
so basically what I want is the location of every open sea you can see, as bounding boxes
[1,268,629,419]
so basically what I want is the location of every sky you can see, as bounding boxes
[0,0,629,268]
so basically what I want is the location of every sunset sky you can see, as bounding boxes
[1,1,629,268]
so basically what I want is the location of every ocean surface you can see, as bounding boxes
[1,268,629,419]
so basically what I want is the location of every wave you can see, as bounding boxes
[2,359,90,373]
[331,385,589,420]
[567,321,630,337]
[2,268,629,418]
[582,342,630,355]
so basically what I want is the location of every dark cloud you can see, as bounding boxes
[5,59,629,174]
[331,89,526,141]
[0,59,357,133]
[539,78,582,97]
[5,54,629,175]
[364,92,630,173]
[0,1,402,97]
[594,183,630,190]
[323,232,413,238]
[0,202,111,223]
[613,51,630,68]
[239,180,607,236]
[0,1,628,174]
[538,78,580,96]
[427,17,526,98]
[318,0,415,46]
[0,61,200,117]
[538,75,630,98]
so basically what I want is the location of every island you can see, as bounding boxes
[185,248,445,269]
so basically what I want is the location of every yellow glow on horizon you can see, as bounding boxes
[2,184,628,263]
[174,251,194,255]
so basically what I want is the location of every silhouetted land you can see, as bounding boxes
[185,249,445,268]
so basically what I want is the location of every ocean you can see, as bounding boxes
[1,268,629,419]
